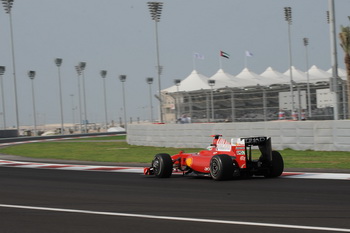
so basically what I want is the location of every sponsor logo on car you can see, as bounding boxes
[237,150,245,155]
[244,137,266,144]
[216,138,232,151]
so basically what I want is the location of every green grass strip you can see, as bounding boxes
[0,136,349,169]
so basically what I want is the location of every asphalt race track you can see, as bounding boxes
[0,167,349,233]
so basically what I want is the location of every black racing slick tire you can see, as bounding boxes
[152,153,173,178]
[210,154,234,181]
[265,151,284,178]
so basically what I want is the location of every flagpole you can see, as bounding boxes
[219,51,229,68]
[245,51,253,69]
[192,52,196,70]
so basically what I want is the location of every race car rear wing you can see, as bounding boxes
[241,137,272,162]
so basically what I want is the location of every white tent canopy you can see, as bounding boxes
[283,66,307,83]
[209,69,256,88]
[327,68,347,80]
[162,70,210,93]
[162,66,347,93]
[308,65,331,82]
[260,67,290,84]
[236,68,271,86]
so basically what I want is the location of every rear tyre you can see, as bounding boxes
[210,154,234,181]
[265,151,284,178]
[152,153,173,178]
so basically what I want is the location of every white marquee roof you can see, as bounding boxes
[161,66,347,93]
[327,68,347,80]
[308,65,331,82]
[283,66,308,83]
[162,70,210,93]
[209,69,255,88]
[260,67,290,84]
[236,68,271,86]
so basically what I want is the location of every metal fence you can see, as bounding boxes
[165,80,348,123]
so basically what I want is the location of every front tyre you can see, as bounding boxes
[210,154,234,181]
[265,151,284,178]
[152,153,173,178]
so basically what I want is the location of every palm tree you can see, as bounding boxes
[339,18,350,117]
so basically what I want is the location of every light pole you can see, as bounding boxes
[284,6,295,115]
[54,58,64,134]
[174,79,181,121]
[327,0,340,120]
[79,62,88,132]
[2,0,19,130]
[100,70,108,129]
[119,75,127,130]
[174,79,181,92]
[303,38,312,118]
[75,65,83,133]
[208,79,215,122]
[70,94,75,131]
[0,66,6,129]
[231,89,235,122]
[28,71,37,136]
[146,77,154,122]
[147,1,164,123]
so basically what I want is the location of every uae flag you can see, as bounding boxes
[220,51,230,59]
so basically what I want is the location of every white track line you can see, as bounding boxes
[0,204,349,232]
[282,172,350,180]
[1,160,350,180]
[0,160,137,173]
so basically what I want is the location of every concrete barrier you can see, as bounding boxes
[0,130,18,138]
[127,120,350,151]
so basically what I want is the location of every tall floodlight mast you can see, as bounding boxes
[147,1,164,123]
[2,0,19,129]
[284,6,295,116]
[328,0,340,120]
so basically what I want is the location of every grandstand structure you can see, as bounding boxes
[161,66,348,123]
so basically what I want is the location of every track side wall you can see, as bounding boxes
[127,120,350,151]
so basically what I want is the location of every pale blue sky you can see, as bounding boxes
[0,0,349,127]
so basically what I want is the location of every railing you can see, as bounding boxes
[0,131,126,144]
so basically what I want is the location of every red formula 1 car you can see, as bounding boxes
[144,135,284,180]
